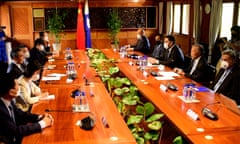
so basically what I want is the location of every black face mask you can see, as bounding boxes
[156,41,161,45]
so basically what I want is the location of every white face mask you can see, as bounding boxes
[32,74,40,81]
[220,60,229,69]
[44,36,49,41]
[39,45,45,51]
[25,51,30,58]
[163,43,169,49]
[16,88,21,97]
[137,34,142,39]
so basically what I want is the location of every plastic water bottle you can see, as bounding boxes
[80,91,88,111]
[73,91,81,111]
[189,83,196,100]
[183,84,189,100]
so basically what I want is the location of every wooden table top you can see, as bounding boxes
[102,48,240,144]
[22,50,136,144]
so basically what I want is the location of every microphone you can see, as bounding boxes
[45,109,72,112]
[201,102,220,121]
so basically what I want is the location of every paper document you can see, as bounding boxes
[158,71,180,77]
[42,76,61,81]
[47,73,66,77]
[155,76,175,80]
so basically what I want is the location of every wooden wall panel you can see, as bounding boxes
[11,5,33,47]
[0,5,11,37]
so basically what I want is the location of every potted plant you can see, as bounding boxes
[47,8,66,53]
[107,8,121,51]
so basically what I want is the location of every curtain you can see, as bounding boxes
[158,2,164,34]
[193,0,201,43]
[166,1,173,35]
[208,0,223,62]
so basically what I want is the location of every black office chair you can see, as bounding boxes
[202,64,216,87]
[183,55,191,69]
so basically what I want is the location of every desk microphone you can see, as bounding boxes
[201,102,220,121]
[45,109,72,112]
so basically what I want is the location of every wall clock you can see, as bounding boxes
[205,3,211,14]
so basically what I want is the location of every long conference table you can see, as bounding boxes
[101,49,240,144]
[22,50,136,144]
[23,48,240,144]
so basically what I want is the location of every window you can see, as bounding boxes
[238,2,240,25]
[182,4,190,35]
[220,3,234,40]
[173,4,181,33]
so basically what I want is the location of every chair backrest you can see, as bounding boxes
[203,64,216,87]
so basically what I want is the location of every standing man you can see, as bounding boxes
[210,49,240,105]
[0,75,53,144]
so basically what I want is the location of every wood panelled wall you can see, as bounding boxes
[0,0,194,55]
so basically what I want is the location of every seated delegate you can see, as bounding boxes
[210,49,240,105]
[174,43,209,85]
[0,75,53,144]
[15,61,48,112]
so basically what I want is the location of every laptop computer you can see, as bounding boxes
[217,94,240,115]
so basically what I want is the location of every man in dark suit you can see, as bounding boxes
[210,49,240,105]
[0,75,53,144]
[151,33,167,60]
[155,35,184,69]
[29,39,48,67]
[7,47,26,79]
[127,28,150,55]
[174,43,210,84]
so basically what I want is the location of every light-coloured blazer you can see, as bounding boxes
[15,76,41,112]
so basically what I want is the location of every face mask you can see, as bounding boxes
[220,60,229,69]
[32,74,40,81]
[137,34,141,39]
[16,88,21,97]
[156,41,161,45]
[39,45,45,51]
[25,51,30,58]
[44,36,49,41]
[164,43,169,49]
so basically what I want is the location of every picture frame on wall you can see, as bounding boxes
[34,17,44,31]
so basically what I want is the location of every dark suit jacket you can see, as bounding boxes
[0,99,41,144]
[7,63,26,79]
[210,65,240,105]
[132,36,150,54]
[158,45,185,69]
[184,56,209,83]
[29,47,48,66]
[151,43,168,61]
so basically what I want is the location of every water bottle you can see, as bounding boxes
[142,55,148,70]
[73,90,81,112]
[80,91,88,111]
[183,84,189,100]
[120,46,126,58]
[189,83,196,100]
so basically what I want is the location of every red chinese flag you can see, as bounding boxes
[76,2,85,50]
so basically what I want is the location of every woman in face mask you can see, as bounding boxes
[15,61,48,112]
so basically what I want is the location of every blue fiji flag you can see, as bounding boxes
[84,0,92,48]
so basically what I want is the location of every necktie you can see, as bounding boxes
[8,105,16,124]
[213,69,230,92]
[189,60,196,75]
